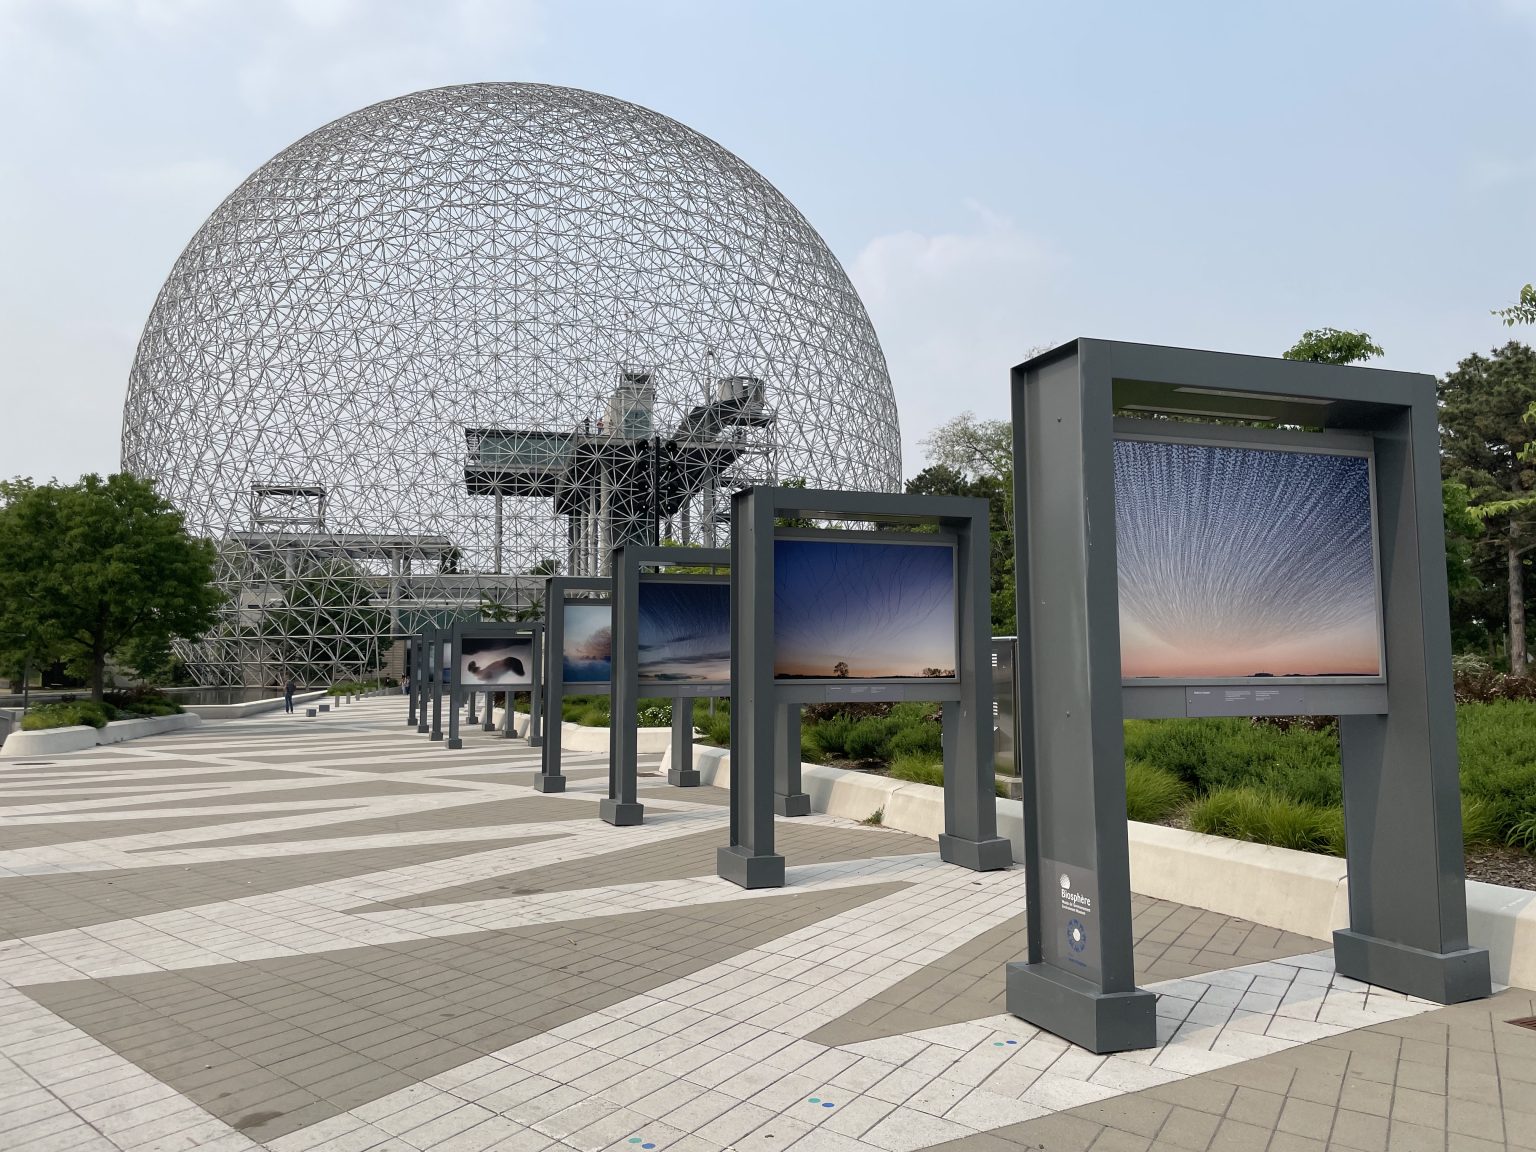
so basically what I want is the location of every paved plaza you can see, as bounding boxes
[0,700,1533,1152]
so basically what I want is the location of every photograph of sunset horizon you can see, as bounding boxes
[773,538,956,680]
[637,581,731,684]
[1115,438,1382,680]
[561,602,612,683]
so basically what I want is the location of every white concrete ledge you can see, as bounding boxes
[665,744,1536,991]
[557,720,671,754]
[95,713,203,745]
[183,690,326,719]
[1,711,204,756]
[0,725,100,756]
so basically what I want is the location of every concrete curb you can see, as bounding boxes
[184,691,326,720]
[2,712,204,756]
[663,744,1536,991]
[557,720,671,754]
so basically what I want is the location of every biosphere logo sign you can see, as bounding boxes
[1057,871,1093,917]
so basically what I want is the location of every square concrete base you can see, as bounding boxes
[406,718,418,727]
[533,774,566,794]
[717,845,785,889]
[429,731,443,741]
[668,768,701,788]
[774,793,812,817]
[317,704,330,713]
[527,735,543,748]
[1005,962,1157,1054]
[1333,929,1491,1005]
[939,833,1015,871]
[446,738,462,750]
[600,798,644,826]
[305,708,317,717]
[417,723,429,734]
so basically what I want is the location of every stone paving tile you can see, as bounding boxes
[154,794,596,850]
[0,807,356,852]
[2,769,320,790]
[808,900,1327,1048]
[0,836,551,938]
[344,820,933,913]
[93,779,472,812]
[24,881,904,1143]
[916,988,1536,1152]
[0,787,216,807]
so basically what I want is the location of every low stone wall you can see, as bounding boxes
[663,745,1536,991]
[183,690,326,720]
[558,720,671,754]
[1,712,203,756]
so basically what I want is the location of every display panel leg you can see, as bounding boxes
[1335,715,1491,1003]
[717,488,783,888]
[773,702,810,816]
[668,696,700,787]
[466,692,478,726]
[527,687,543,748]
[538,679,567,793]
[429,673,443,742]
[446,688,462,750]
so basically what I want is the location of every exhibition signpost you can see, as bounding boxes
[1007,338,1491,1054]
[446,621,542,750]
[717,486,1012,889]
[604,547,732,826]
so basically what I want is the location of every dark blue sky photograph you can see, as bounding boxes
[774,538,956,679]
[637,580,731,684]
[562,602,611,684]
[1114,439,1381,679]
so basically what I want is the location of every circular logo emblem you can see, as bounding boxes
[1067,918,1088,954]
[1058,873,1071,890]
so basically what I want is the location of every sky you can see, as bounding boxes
[1115,440,1382,678]
[2,0,1534,486]
[774,539,955,678]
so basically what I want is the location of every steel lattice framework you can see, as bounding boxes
[120,82,901,688]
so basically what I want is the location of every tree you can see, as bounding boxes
[907,415,1017,633]
[0,474,221,701]
[1281,328,1384,365]
[1493,285,1536,328]
[1440,343,1536,671]
[833,661,849,678]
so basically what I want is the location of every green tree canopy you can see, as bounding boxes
[0,473,221,700]
[1281,328,1384,365]
[1439,342,1536,671]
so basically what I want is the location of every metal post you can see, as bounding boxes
[717,488,783,888]
[602,545,645,825]
[773,702,810,815]
[415,633,430,734]
[668,695,699,787]
[429,635,444,741]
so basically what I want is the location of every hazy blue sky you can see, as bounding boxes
[2,0,1533,485]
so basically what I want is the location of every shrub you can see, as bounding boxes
[1460,796,1501,848]
[21,700,115,730]
[1122,718,1342,807]
[1124,759,1189,824]
[105,687,183,716]
[844,716,895,761]
[887,719,943,760]
[889,752,943,788]
[1187,788,1345,856]
[808,714,856,759]
[1508,814,1536,854]
[636,704,672,727]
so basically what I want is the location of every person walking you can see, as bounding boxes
[284,677,297,714]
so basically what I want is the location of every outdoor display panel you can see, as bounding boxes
[1114,424,1384,685]
[773,536,957,682]
[562,601,612,686]
[637,579,731,687]
[1009,339,1490,1057]
[459,635,534,687]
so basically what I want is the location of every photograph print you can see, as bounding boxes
[773,537,957,680]
[636,580,731,685]
[1114,438,1382,680]
[459,634,535,687]
[562,602,612,684]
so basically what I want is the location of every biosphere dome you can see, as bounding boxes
[121,82,900,686]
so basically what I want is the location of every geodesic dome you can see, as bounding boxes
[120,82,900,687]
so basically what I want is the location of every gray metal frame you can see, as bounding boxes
[718,486,1013,889]
[405,633,421,728]
[604,547,730,826]
[538,575,611,793]
[1009,338,1491,1055]
[445,622,543,750]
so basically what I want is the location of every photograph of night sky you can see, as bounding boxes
[562,602,612,683]
[637,581,731,684]
[773,538,956,679]
[1114,438,1382,679]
